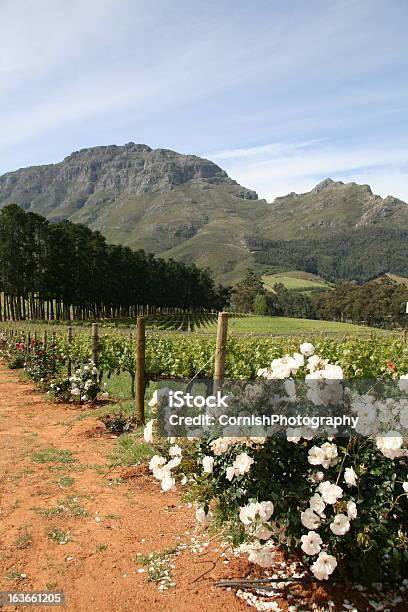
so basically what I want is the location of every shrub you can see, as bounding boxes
[144,342,408,584]
[47,362,106,404]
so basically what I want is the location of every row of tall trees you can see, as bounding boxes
[0,204,228,320]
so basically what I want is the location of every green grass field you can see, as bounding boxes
[0,313,384,337]
[198,315,383,335]
[262,271,332,292]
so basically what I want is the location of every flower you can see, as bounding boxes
[226,466,236,481]
[375,431,404,459]
[301,508,321,530]
[347,500,358,520]
[253,524,273,540]
[239,502,259,525]
[344,467,358,488]
[202,456,214,473]
[169,445,182,457]
[210,437,231,455]
[317,481,343,504]
[330,513,350,536]
[232,452,254,475]
[239,501,274,525]
[143,420,154,444]
[244,544,276,567]
[402,482,408,493]
[71,387,80,397]
[258,501,274,521]
[311,552,337,580]
[309,493,326,517]
[195,507,212,526]
[319,442,339,468]
[161,475,176,492]
[149,455,166,471]
[300,342,315,357]
[398,375,408,392]
[286,428,302,443]
[301,531,323,555]
[308,446,325,466]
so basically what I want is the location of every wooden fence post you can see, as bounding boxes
[91,323,99,367]
[213,311,228,394]
[135,316,146,426]
[67,326,73,377]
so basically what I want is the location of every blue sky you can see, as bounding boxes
[1,0,407,201]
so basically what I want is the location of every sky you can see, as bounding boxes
[0,0,407,202]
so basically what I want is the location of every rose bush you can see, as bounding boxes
[145,342,408,584]
[47,362,106,404]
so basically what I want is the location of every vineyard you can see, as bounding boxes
[1,317,408,611]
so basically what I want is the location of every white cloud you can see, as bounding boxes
[207,142,408,202]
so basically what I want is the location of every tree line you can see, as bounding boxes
[0,204,229,321]
[231,269,408,328]
[313,277,408,327]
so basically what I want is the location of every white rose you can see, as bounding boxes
[149,455,166,471]
[311,552,337,580]
[347,500,358,520]
[398,375,408,392]
[169,445,182,457]
[320,442,338,468]
[161,475,176,492]
[402,482,408,493]
[300,342,315,357]
[253,524,273,540]
[210,437,231,455]
[232,452,254,475]
[309,493,326,517]
[376,431,404,459]
[195,507,212,526]
[308,446,325,466]
[226,466,236,481]
[246,545,275,568]
[344,467,358,488]
[143,419,154,444]
[70,388,80,397]
[258,501,274,522]
[202,456,214,473]
[301,508,321,530]
[318,481,343,504]
[239,502,259,525]
[165,456,181,470]
[300,531,323,555]
[330,513,350,536]
[284,379,297,398]
[286,428,302,443]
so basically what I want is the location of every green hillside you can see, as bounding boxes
[262,271,332,293]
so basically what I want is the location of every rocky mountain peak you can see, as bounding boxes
[312,178,344,193]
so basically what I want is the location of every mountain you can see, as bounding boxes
[261,178,408,240]
[0,143,264,282]
[0,144,407,283]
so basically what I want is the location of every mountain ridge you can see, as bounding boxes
[0,143,407,283]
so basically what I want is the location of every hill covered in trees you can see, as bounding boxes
[0,204,228,321]
[248,228,408,283]
[1,144,408,284]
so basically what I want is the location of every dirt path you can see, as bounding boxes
[0,366,247,612]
